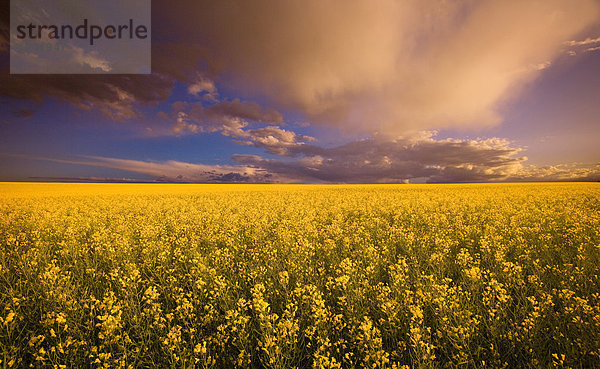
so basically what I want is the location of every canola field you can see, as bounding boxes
[1,182,599,368]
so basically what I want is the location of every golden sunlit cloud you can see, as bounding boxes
[154,0,599,135]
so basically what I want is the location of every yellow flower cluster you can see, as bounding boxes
[0,182,599,368]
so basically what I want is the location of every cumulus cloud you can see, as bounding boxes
[162,98,314,155]
[232,125,316,156]
[187,74,219,102]
[232,132,528,183]
[511,163,600,182]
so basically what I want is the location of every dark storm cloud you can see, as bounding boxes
[0,73,173,120]
[0,18,210,121]
[0,7,7,52]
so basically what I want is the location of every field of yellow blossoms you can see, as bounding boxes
[1,182,599,368]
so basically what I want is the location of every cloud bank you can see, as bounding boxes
[231,132,528,183]
[33,135,599,184]
[16,133,521,183]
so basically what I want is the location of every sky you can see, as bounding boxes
[1,0,599,184]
